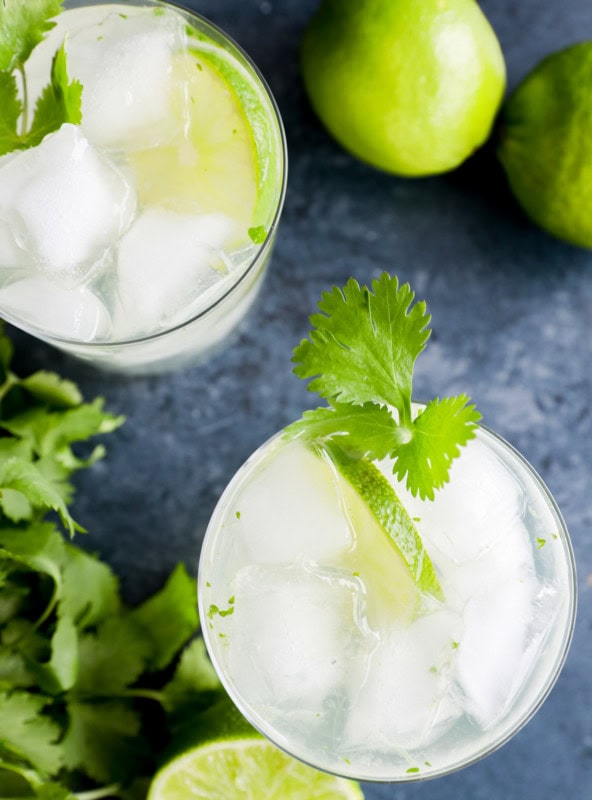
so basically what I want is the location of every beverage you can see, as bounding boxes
[0,1,286,373]
[199,425,576,781]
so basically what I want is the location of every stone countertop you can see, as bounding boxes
[6,0,592,797]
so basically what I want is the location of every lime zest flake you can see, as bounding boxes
[248,224,267,244]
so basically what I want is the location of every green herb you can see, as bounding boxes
[406,766,420,774]
[0,325,221,799]
[0,0,82,158]
[536,537,546,549]
[248,225,267,244]
[287,273,480,500]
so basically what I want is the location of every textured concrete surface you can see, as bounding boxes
[5,0,592,797]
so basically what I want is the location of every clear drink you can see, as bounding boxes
[198,426,576,782]
[0,1,286,373]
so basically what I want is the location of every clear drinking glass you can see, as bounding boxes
[0,0,287,374]
[198,424,577,783]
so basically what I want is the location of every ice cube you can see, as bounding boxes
[227,565,372,711]
[395,437,528,566]
[343,608,464,752]
[0,124,136,280]
[452,572,541,728]
[230,441,354,565]
[65,9,188,150]
[0,223,25,270]
[113,208,237,336]
[0,276,110,341]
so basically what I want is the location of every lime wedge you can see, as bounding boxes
[149,698,364,800]
[129,47,259,230]
[326,444,444,603]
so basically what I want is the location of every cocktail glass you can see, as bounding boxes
[0,0,286,374]
[198,423,577,782]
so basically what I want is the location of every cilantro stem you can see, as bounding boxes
[0,371,19,402]
[75,783,122,800]
[74,688,166,704]
[120,687,166,703]
[16,63,29,137]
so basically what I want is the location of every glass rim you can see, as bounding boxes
[197,422,578,784]
[1,0,288,350]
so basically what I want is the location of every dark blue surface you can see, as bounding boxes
[6,1,592,797]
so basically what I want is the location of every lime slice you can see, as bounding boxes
[129,46,259,230]
[326,444,443,604]
[149,698,364,800]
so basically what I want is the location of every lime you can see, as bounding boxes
[326,444,443,606]
[301,0,506,176]
[148,697,364,800]
[130,46,259,230]
[498,42,592,249]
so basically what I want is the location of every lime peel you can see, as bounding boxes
[149,734,364,800]
[325,442,444,601]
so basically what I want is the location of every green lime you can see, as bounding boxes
[301,0,506,176]
[498,42,592,248]
[148,697,364,800]
[325,444,443,608]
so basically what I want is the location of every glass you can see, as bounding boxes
[0,0,287,374]
[198,424,577,783]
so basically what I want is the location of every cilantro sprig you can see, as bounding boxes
[0,0,82,158]
[287,273,481,499]
[0,326,223,799]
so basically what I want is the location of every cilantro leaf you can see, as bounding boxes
[0,487,33,522]
[285,400,400,460]
[0,690,63,776]
[162,637,220,715]
[2,399,124,463]
[59,543,120,629]
[27,44,82,148]
[0,580,29,625]
[129,563,199,672]
[0,71,22,156]
[20,371,82,409]
[73,616,153,697]
[35,783,76,800]
[293,274,430,422]
[0,0,62,72]
[392,397,481,499]
[62,700,146,784]
[0,458,81,535]
[0,524,66,627]
[31,614,78,694]
[292,273,481,500]
[0,648,36,688]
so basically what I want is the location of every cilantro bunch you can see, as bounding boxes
[0,0,82,158]
[0,328,222,800]
[287,273,481,500]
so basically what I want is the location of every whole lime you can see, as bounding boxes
[498,42,592,249]
[300,0,506,176]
